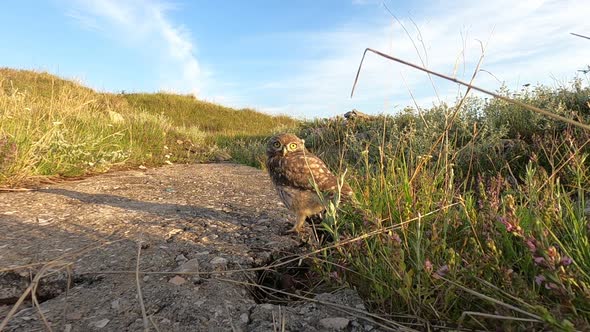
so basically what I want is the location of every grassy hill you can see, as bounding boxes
[0,68,298,186]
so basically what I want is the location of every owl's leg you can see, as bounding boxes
[287,213,307,234]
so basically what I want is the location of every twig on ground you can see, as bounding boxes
[135,241,150,332]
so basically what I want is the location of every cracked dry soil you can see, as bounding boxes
[0,163,377,332]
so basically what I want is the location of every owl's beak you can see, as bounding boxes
[282,147,287,156]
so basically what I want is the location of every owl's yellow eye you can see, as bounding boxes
[272,141,281,148]
[288,143,298,151]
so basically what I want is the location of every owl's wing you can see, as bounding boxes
[282,152,353,196]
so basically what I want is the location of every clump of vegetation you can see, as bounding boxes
[184,76,589,329]
[0,68,297,186]
[300,80,590,330]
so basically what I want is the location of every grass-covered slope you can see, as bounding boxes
[0,68,298,186]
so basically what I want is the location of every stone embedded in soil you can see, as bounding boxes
[175,254,188,263]
[168,275,187,286]
[90,318,110,329]
[210,256,228,270]
[178,258,202,283]
[240,312,250,324]
[66,311,83,320]
[319,317,350,330]
[178,258,200,273]
[111,299,120,311]
[166,228,183,239]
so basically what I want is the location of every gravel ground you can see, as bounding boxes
[0,163,381,332]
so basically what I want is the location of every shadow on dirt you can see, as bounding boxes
[37,188,229,220]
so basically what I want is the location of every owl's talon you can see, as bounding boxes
[282,227,301,235]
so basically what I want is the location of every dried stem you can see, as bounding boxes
[351,48,590,131]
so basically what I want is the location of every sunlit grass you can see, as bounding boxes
[0,68,298,186]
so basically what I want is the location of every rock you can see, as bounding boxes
[111,299,120,311]
[319,317,350,330]
[175,254,188,263]
[240,312,250,324]
[168,275,187,286]
[178,258,203,282]
[166,228,183,240]
[90,318,110,329]
[260,303,274,310]
[178,258,200,273]
[210,257,228,270]
[66,311,83,320]
[344,109,370,120]
[201,235,219,243]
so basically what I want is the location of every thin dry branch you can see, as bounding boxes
[0,235,123,330]
[350,48,590,131]
[571,32,590,41]
[0,262,58,331]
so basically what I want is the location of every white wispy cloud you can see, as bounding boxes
[252,0,590,117]
[67,0,202,96]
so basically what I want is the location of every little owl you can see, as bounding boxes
[266,133,353,233]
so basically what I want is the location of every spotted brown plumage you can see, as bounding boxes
[266,133,353,233]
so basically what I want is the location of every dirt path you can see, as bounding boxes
[0,164,375,332]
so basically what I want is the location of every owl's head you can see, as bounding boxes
[266,133,305,157]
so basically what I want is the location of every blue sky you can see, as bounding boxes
[1,0,589,118]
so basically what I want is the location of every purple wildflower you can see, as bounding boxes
[389,231,401,244]
[525,238,537,253]
[534,256,546,266]
[434,265,449,279]
[498,216,513,232]
[560,256,573,267]
[534,275,545,285]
